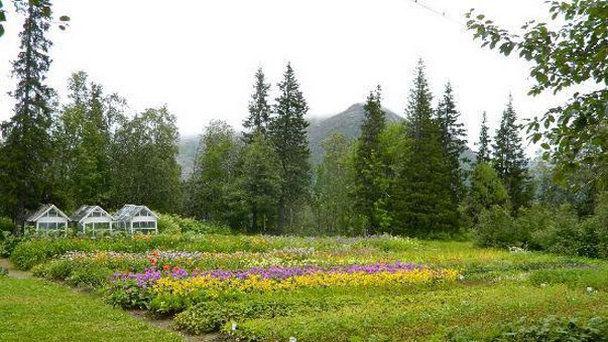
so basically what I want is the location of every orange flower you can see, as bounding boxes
[150,258,157,266]
[163,265,170,271]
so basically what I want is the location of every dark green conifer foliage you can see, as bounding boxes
[243,67,271,142]
[269,63,311,231]
[239,132,281,233]
[477,111,491,163]
[492,95,532,211]
[0,0,55,226]
[436,82,468,202]
[353,86,388,233]
[395,60,458,236]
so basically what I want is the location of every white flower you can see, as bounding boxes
[231,322,237,331]
[540,283,547,288]
[587,287,594,293]
[458,275,465,281]
[289,337,297,342]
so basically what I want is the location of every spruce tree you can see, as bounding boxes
[353,86,389,233]
[436,82,468,202]
[239,132,281,233]
[0,0,55,227]
[268,63,311,231]
[243,67,271,142]
[492,95,532,211]
[395,60,457,236]
[477,111,491,163]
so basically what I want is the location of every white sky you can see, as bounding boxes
[0,0,572,150]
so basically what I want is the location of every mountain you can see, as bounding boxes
[308,103,403,163]
[178,135,199,178]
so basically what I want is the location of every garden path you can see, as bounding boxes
[0,258,32,279]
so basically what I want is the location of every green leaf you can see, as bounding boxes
[59,15,70,22]
[0,25,3,38]
[0,11,5,22]
[541,143,551,150]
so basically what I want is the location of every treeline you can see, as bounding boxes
[182,60,537,237]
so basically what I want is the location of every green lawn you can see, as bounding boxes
[0,277,184,342]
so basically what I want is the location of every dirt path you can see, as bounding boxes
[0,258,32,279]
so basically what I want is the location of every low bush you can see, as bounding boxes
[474,206,518,248]
[158,213,231,235]
[175,295,353,334]
[491,316,608,341]
[528,266,608,291]
[0,231,24,257]
[0,217,15,233]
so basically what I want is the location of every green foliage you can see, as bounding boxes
[394,60,458,236]
[466,1,608,188]
[0,231,24,257]
[0,217,15,233]
[492,96,533,211]
[176,295,352,335]
[0,0,55,226]
[239,133,281,233]
[476,111,491,163]
[474,206,518,248]
[53,72,117,210]
[158,213,231,235]
[269,63,311,231]
[106,279,155,309]
[243,67,272,141]
[492,316,608,342]
[353,87,390,233]
[468,162,510,224]
[436,82,468,203]
[528,266,608,291]
[186,120,245,228]
[110,106,182,213]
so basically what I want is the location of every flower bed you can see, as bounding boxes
[107,262,458,314]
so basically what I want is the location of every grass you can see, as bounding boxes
[0,277,184,342]
[7,235,608,341]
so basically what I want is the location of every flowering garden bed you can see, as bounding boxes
[9,234,608,341]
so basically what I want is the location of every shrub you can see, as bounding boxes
[492,316,608,341]
[529,266,608,291]
[0,217,15,233]
[0,232,24,257]
[474,206,517,248]
[157,214,181,234]
[157,213,231,235]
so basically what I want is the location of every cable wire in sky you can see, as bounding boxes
[407,0,467,26]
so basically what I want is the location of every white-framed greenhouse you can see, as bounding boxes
[113,204,158,234]
[26,204,70,234]
[70,205,114,234]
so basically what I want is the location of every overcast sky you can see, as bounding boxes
[0,0,571,150]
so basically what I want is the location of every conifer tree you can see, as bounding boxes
[395,60,457,235]
[269,63,311,231]
[353,86,389,233]
[492,95,532,210]
[436,82,468,202]
[239,132,281,233]
[0,0,56,227]
[243,67,271,142]
[477,111,491,163]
